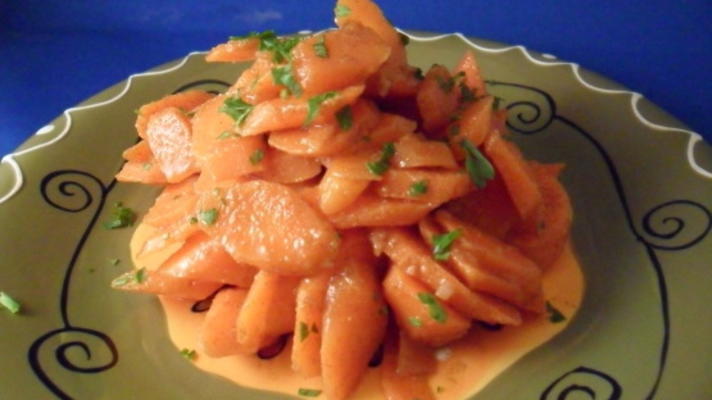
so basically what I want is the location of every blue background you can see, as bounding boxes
[1,0,710,156]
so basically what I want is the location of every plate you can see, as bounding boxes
[1,32,711,399]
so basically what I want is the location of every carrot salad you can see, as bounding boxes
[113,0,573,399]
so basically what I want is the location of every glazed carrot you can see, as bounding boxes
[205,38,259,63]
[395,330,436,376]
[392,134,458,169]
[236,271,300,353]
[318,168,371,215]
[335,0,400,49]
[135,90,214,139]
[257,148,323,184]
[381,331,436,400]
[116,160,167,184]
[198,180,340,275]
[292,272,332,377]
[325,147,388,181]
[145,107,200,183]
[142,177,198,228]
[225,55,282,104]
[374,169,472,204]
[416,64,460,135]
[121,140,152,162]
[365,113,417,145]
[199,288,251,357]
[111,269,221,301]
[448,96,494,149]
[328,194,434,229]
[453,49,486,96]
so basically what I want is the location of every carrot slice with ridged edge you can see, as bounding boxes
[257,148,323,184]
[205,38,260,63]
[374,169,472,204]
[291,272,332,377]
[329,194,434,229]
[135,90,214,139]
[199,288,251,357]
[453,49,486,96]
[318,168,371,215]
[145,107,200,183]
[392,133,458,169]
[417,64,460,136]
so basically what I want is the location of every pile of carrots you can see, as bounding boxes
[113,0,572,399]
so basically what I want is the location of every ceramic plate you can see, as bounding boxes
[1,32,711,399]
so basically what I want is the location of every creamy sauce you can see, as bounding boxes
[133,223,584,399]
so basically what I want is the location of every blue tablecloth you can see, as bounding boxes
[1,0,710,156]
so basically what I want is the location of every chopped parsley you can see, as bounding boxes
[271,64,303,96]
[299,321,310,342]
[298,388,322,397]
[108,258,120,266]
[230,30,300,63]
[198,209,219,225]
[435,75,455,93]
[417,292,448,323]
[408,180,428,197]
[493,96,504,110]
[112,268,147,287]
[334,3,351,17]
[189,216,198,224]
[141,162,152,170]
[103,202,136,230]
[546,301,566,323]
[460,139,495,189]
[432,229,462,261]
[135,267,146,284]
[220,97,253,126]
[0,292,21,314]
[305,91,338,125]
[180,348,197,360]
[413,67,425,81]
[217,130,238,140]
[459,83,477,103]
[313,35,329,58]
[366,142,395,176]
[448,124,461,137]
[399,32,410,46]
[408,316,423,327]
[335,105,353,130]
[249,149,265,165]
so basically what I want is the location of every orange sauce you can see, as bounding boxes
[133,223,584,399]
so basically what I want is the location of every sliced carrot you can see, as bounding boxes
[335,0,400,49]
[116,160,167,184]
[381,330,436,400]
[198,180,340,275]
[448,96,494,149]
[158,232,257,288]
[291,272,332,377]
[199,288,251,357]
[484,130,542,220]
[396,330,436,376]
[292,22,391,94]
[258,148,322,184]
[374,169,472,204]
[392,133,458,169]
[239,85,365,136]
[416,64,460,135]
[121,140,152,162]
[225,55,282,104]
[328,194,434,229]
[142,177,198,228]
[136,90,214,139]
[318,168,371,215]
[325,147,386,181]
[364,113,417,145]
[452,49,486,96]
[111,269,220,301]
[236,271,300,353]
[145,107,200,183]
[205,38,259,63]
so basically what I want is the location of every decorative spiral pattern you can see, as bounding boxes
[486,81,556,135]
[172,79,231,95]
[28,327,118,399]
[40,170,107,213]
[641,200,711,250]
[540,366,622,400]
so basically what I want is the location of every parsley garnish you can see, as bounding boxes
[135,267,146,284]
[334,3,351,17]
[313,35,329,58]
[408,180,428,196]
[546,301,566,323]
[299,321,310,342]
[408,316,422,327]
[335,105,353,131]
[108,258,120,266]
[198,209,219,225]
[305,91,338,125]
[366,142,395,176]
[493,96,504,110]
[448,124,460,137]
[103,202,136,230]
[432,229,462,261]
[141,162,152,170]
[112,268,147,287]
[189,216,198,224]
[220,97,253,126]
[249,149,265,165]
[436,75,455,93]
[229,30,273,41]
[230,30,300,63]
[413,68,425,80]
[460,139,495,189]
[459,83,477,103]
[0,292,21,314]
[180,348,197,360]
[399,32,410,46]
[298,388,322,397]
[417,292,448,323]
[271,64,303,96]
[217,130,237,140]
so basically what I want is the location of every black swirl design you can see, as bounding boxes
[540,366,622,400]
[172,79,231,95]
[486,81,556,134]
[641,200,712,250]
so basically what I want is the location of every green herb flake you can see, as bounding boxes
[366,142,396,176]
[313,35,329,58]
[436,75,455,93]
[305,91,338,125]
[135,268,147,284]
[133,108,140,115]
[299,321,310,342]
[459,83,477,103]
[546,301,567,323]
[198,209,219,226]
[460,139,495,189]
[448,124,461,137]
[141,162,152,171]
[189,216,198,225]
[335,105,353,131]
[103,202,136,230]
[271,64,303,96]
[298,388,322,397]
[249,149,265,165]
[408,180,428,197]
[417,292,448,323]
[493,96,504,110]
[217,130,236,140]
[408,316,423,327]
[220,97,254,126]
[432,229,462,261]
[413,67,425,81]
[399,32,410,46]
[230,30,299,63]
[0,292,21,314]
[180,348,197,360]
[108,258,120,266]
[334,3,351,18]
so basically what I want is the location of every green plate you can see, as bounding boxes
[1,32,711,399]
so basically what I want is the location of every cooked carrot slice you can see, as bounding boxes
[374,169,472,204]
[158,232,257,287]
[142,177,198,228]
[145,107,200,183]
[453,49,486,96]
[392,134,458,169]
[381,331,436,400]
[416,64,460,135]
[318,168,371,215]
[507,162,572,269]
[121,140,152,162]
[484,130,542,220]
[291,272,332,377]
[198,180,339,275]
[395,330,436,376]
[328,194,434,229]
[236,271,300,353]
[205,38,259,63]
[199,288,251,357]
[365,113,417,145]
[116,160,167,184]
[335,0,401,49]
[257,148,322,184]
[239,85,365,136]
[111,269,220,301]
[321,232,387,400]
[325,147,387,181]
[448,96,494,149]
[136,90,214,139]
[225,55,282,104]
[292,22,391,94]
